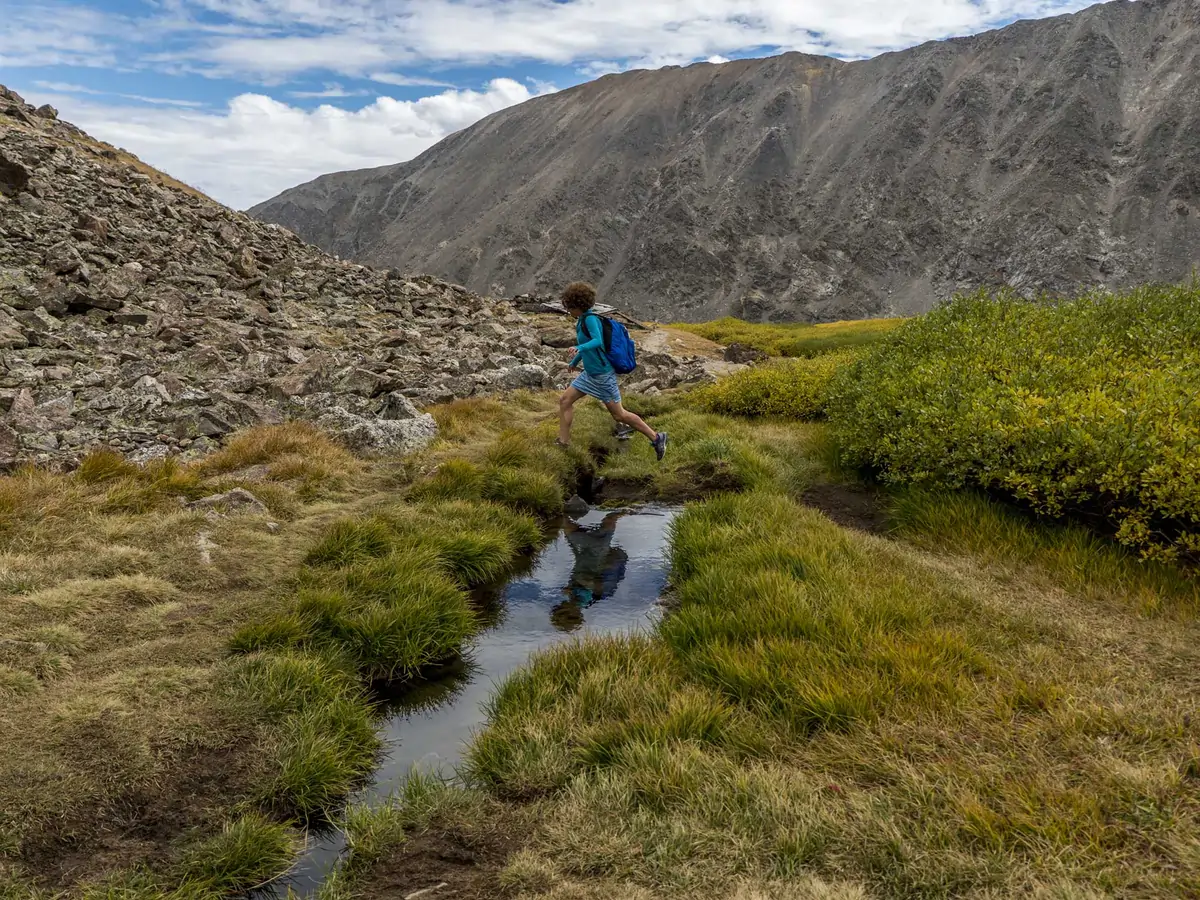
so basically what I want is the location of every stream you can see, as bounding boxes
[269,504,679,896]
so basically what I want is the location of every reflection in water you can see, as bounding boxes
[552,512,629,632]
[268,505,678,897]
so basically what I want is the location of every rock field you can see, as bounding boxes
[0,86,706,470]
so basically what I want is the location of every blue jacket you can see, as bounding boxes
[570,314,614,376]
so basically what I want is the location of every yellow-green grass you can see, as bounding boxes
[827,283,1200,563]
[0,399,588,895]
[594,403,824,500]
[689,350,861,420]
[0,428,363,895]
[673,316,903,358]
[456,485,1200,898]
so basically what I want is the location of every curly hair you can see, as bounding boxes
[561,281,597,313]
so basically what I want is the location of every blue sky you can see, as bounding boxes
[0,0,1104,208]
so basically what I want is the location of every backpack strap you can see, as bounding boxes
[582,310,612,351]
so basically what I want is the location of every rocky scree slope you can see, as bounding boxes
[0,88,706,470]
[252,0,1200,323]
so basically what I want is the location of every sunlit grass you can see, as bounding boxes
[672,316,904,358]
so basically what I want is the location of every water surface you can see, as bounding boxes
[274,504,678,894]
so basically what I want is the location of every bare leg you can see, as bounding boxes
[604,400,657,441]
[558,386,585,445]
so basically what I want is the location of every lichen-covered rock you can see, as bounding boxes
[316,406,438,456]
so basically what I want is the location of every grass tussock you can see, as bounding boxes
[828,284,1200,562]
[200,422,362,496]
[593,402,822,500]
[173,812,296,895]
[690,350,861,420]
[673,316,903,358]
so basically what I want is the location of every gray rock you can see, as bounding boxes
[0,150,31,197]
[187,487,268,516]
[316,406,438,456]
[565,495,590,517]
[494,364,549,390]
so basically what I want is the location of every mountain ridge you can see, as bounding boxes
[251,0,1200,323]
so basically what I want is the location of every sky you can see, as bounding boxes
[0,0,1107,210]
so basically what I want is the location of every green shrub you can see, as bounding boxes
[673,316,903,357]
[691,350,861,420]
[827,285,1200,561]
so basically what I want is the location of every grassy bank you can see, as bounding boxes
[0,395,609,898]
[673,316,903,358]
[0,424,364,895]
[314,391,1200,898]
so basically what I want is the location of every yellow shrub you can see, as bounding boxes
[673,317,903,357]
[827,284,1200,561]
[692,350,861,420]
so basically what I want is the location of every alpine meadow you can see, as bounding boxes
[4,0,1200,897]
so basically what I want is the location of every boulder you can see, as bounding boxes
[0,150,30,197]
[316,406,438,456]
[723,343,769,364]
[494,364,549,390]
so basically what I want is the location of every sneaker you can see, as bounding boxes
[615,424,634,441]
[652,431,668,462]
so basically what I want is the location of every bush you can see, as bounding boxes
[827,285,1200,561]
[673,316,902,357]
[692,350,860,420]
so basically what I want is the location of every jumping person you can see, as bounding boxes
[555,282,667,460]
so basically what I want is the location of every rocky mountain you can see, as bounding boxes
[0,88,706,471]
[252,0,1200,323]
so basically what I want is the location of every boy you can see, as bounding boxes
[556,282,667,460]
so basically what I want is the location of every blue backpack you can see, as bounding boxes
[584,312,637,374]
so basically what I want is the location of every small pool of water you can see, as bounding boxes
[271,504,678,895]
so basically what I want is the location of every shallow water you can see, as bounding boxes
[270,504,678,895]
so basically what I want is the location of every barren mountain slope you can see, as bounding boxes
[252,0,1200,322]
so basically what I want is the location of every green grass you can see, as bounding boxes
[888,487,1199,615]
[592,403,822,500]
[673,316,904,358]
[457,476,1200,896]
[173,813,295,896]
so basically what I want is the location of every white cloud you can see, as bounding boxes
[19,78,554,210]
[290,83,371,98]
[32,80,206,108]
[3,0,1104,80]
[369,73,457,88]
[34,80,106,95]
